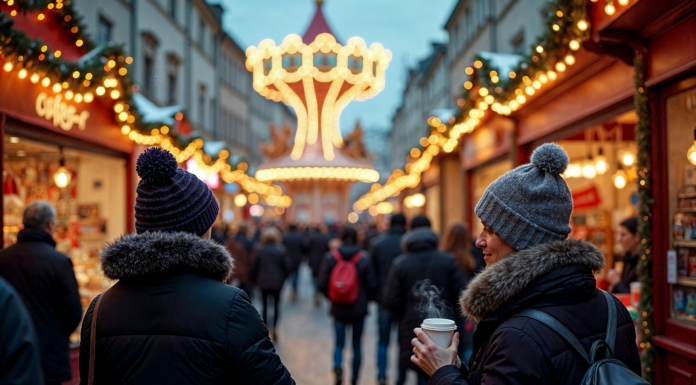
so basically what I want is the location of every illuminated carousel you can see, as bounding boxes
[246,0,391,223]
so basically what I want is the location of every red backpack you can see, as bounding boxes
[327,250,363,304]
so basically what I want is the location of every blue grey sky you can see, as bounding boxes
[213,0,456,132]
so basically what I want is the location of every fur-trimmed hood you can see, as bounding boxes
[460,238,604,323]
[100,231,234,281]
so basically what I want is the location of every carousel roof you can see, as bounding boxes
[303,0,339,43]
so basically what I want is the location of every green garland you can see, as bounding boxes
[454,0,588,123]
[0,2,239,166]
[634,52,654,382]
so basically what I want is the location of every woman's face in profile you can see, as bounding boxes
[475,223,515,268]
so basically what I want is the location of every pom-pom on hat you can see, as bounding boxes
[474,143,573,251]
[134,148,219,236]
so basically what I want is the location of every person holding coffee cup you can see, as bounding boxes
[411,143,641,385]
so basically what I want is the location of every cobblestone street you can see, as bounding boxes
[252,265,416,385]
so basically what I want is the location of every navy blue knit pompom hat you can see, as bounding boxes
[134,147,219,236]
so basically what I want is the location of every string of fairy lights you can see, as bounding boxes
[354,0,653,379]
[0,0,291,207]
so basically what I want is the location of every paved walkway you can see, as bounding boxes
[252,265,418,385]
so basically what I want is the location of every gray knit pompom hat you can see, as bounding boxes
[474,143,573,251]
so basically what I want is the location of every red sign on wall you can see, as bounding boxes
[572,185,601,210]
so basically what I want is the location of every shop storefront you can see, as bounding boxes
[587,0,696,380]
[0,5,137,382]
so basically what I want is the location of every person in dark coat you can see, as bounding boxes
[384,215,467,385]
[78,148,294,384]
[0,201,82,384]
[607,217,640,294]
[318,226,378,385]
[306,223,331,305]
[363,221,379,253]
[370,213,407,385]
[410,144,641,385]
[228,223,254,297]
[250,226,290,341]
[283,223,307,300]
[0,276,44,384]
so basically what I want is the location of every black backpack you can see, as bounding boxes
[513,291,648,385]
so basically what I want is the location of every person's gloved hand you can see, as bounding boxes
[410,328,460,376]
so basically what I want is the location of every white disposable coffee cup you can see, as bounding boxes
[420,318,457,348]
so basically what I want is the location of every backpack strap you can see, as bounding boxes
[331,249,342,263]
[350,251,363,264]
[88,290,107,385]
[602,291,617,354]
[513,309,592,367]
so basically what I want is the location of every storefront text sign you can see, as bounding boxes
[571,185,601,210]
[35,93,90,131]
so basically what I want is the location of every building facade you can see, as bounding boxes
[73,0,295,167]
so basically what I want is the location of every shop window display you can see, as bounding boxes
[3,136,126,342]
[558,110,639,277]
[667,85,696,325]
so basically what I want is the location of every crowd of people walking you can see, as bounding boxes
[0,144,645,385]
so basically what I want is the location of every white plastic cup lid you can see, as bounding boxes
[421,318,457,331]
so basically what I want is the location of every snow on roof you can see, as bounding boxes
[132,93,182,126]
[479,52,524,79]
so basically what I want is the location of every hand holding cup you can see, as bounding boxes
[411,327,460,376]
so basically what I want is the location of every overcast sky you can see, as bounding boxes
[211,0,457,132]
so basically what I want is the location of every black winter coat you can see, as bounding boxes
[283,231,306,272]
[0,276,44,384]
[612,252,639,294]
[79,231,294,385]
[318,244,378,321]
[306,231,331,277]
[250,244,290,292]
[428,239,641,385]
[384,228,467,371]
[0,229,82,382]
[370,226,406,305]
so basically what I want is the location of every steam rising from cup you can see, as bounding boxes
[413,279,448,319]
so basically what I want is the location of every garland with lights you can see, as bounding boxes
[354,0,589,212]
[0,0,293,206]
[634,52,654,382]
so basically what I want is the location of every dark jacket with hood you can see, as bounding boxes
[78,231,294,385]
[250,243,290,292]
[0,276,44,385]
[612,252,639,294]
[370,226,406,305]
[384,228,467,371]
[318,244,378,321]
[0,228,82,382]
[306,231,331,277]
[283,230,306,272]
[428,239,641,385]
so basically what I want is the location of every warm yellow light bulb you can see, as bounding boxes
[3,62,13,72]
[618,0,629,4]
[556,62,567,72]
[18,69,27,79]
[565,54,576,65]
[65,91,73,100]
[613,171,627,189]
[30,73,40,83]
[605,4,616,15]
[595,158,607,174]
[84,93,94,103]
[569,40,581,51]
[96,86,106,96]
[577,20,589,31]
[688,142,696,165]
[52,83,61,93]
[622,153,634,166]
